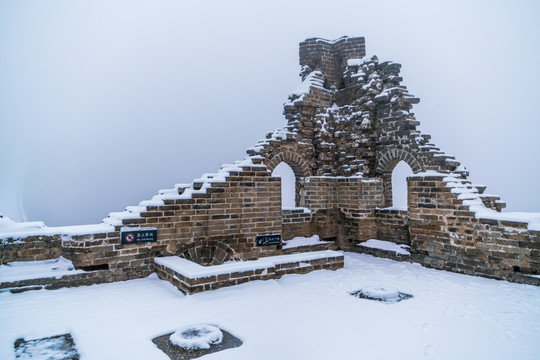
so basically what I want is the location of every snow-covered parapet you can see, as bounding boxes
[0,214,46,234]
[0,214,114,240]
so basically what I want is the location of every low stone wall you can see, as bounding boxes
[304,177,383,211]
[1,235,61,264]
[154,251,344,294]
[0,270,115,293]
[408,174,540,283]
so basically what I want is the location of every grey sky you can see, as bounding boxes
[1,0,539,226]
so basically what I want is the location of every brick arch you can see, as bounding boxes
[265,150,311,208]
[376,148,425,208]
[178,239,237,266]
[376,148,424,174]
[266,151,312,179]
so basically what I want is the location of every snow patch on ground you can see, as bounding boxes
[350,287,413,304]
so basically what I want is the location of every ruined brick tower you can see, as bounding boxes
[2,36,539,292]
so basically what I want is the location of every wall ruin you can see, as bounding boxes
[1,36,539,289]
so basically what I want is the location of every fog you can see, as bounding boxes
[1,0,539,226]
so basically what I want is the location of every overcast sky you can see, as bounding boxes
[1,0,539,226]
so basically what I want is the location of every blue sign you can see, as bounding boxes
[121,229,157,244]
[256,234,281,246]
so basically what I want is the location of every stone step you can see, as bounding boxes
[280,240,337,254]
[473,184,487,194]
[480,194,506,212]
[350,239,412,262]
[0,271,110,294]
[154,251,344,294]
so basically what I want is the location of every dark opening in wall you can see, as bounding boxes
[179,239,236,266]
[78,264,109,271]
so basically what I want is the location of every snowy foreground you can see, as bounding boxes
[1,253,539,360]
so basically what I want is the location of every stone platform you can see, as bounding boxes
[351,239,412,262]
[154,250,344,294]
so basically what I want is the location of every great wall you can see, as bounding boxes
[1,36,539,293]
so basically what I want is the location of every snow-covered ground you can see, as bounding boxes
[1,252,539,360]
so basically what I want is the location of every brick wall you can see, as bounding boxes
[375,209,409,245]
[338,209,377,247]
[282,209,312,240]
[305,177,383,211]
[408,174,540,281]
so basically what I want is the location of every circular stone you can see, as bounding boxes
[169,324,223,350]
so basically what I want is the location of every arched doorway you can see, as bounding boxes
[271,162,296,209]
[391,161,413,210]
[376,148,424,207]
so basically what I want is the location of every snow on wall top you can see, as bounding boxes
[304,36,352,44]
[0,213,114,240]
[103,155,267,227]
